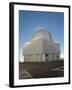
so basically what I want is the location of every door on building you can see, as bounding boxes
[46,53,48,62]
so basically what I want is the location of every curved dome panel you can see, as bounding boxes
[32,28,53,41]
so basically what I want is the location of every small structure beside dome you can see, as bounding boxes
[23,28,60,62]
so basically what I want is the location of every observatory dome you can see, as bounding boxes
[32,28,53,41]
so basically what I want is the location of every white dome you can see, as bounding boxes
[32,28,53,41]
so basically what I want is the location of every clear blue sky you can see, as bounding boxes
[19,10,64,60]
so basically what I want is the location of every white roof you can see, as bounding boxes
[32,28,53,41]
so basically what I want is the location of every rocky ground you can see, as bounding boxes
[19,60,64,79]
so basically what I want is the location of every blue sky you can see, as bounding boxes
[19,10,64,61]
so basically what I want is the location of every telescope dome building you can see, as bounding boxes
[23,28,60,62]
